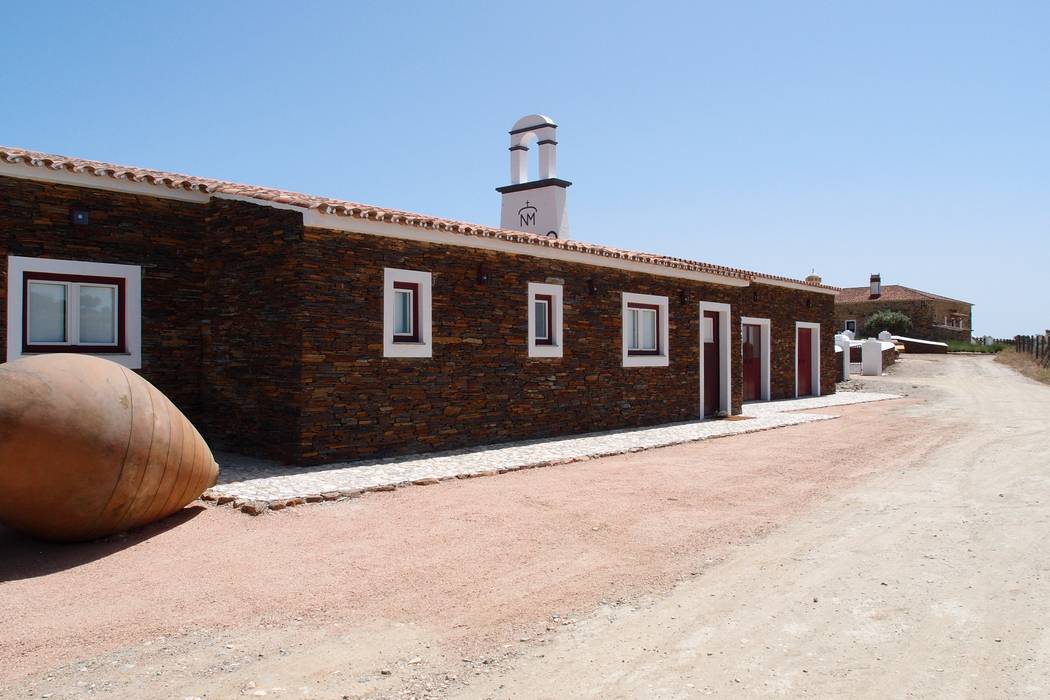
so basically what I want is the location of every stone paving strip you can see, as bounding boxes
[203,391,899,515]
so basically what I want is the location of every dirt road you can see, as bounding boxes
[459,355,1050,699]
[2,355,1047,698]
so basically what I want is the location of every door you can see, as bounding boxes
[743,323,762,401]
[703,310,720,416]
[797,327,813,396]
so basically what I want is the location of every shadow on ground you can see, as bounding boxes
[0,506,205,582]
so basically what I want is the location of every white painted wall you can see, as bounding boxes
[835,333,852,381]
[861,338,883,376]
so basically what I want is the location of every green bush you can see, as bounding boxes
[862,310,912,338]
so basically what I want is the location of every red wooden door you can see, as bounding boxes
[703,311,720,416]
[797,327,813,396]
[742,323,761,401]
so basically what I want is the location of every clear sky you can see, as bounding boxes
[2,1,1047,337]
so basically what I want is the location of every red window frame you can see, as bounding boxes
[534,293,555,346]
[627,302,661,356]
[22,271,127,354]
[392,280,420,343]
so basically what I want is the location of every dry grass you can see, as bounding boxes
[996,348,1050,385]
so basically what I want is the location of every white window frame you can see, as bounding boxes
[383,268,432,358]
[6,255,142,368]
[740,316,771,402]
[795,321,821,398]
[698,300,732,417]
[622,292,669,367]
[527,282,563,358]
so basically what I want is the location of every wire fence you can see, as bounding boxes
[1000,334,1050,368]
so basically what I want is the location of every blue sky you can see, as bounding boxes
[2,1,1047,336]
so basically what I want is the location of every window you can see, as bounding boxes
[392,281,419,343]
[621,292,669,367]
[383,268,432,358]
[24,273,125,352]
[7,256,141,368]
[845,319,856,333]
[534,295,553,344]
[626,304,659,354]
[527,282,563,358]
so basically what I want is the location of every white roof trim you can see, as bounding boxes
[0,159,210,203]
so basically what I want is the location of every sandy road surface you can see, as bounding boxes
[1,355,1045,699]
[459,355,1050,699]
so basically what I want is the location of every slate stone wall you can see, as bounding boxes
[199,199,306,462]
[295,226,736,463]
[0,176,209,422]
[740,283,838,400]
[835,299,972,342]
[294,227,834,464]
[1,176,838,467]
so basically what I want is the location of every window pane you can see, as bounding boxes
[79,285,116,344]
[534,300,549,339]
[628,308,639,349]
[28,282,67,343]
[640,309,657,350]
[394,289,412,335]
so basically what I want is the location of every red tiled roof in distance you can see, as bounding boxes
[836,284,971,306]
[0,145,839,292]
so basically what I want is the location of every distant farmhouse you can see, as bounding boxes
[835,274,973,342]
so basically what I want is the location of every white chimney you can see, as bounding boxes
[869,273,881,298]
[496,114,571,239]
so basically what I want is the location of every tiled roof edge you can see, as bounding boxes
[0,145,840,292]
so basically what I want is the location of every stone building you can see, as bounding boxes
[0,117,838,465]
[835,274,973,342]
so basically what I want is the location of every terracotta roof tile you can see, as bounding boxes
[0,145,839,291]
[836,285,970,305]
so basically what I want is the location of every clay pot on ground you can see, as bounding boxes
[0,354,219,542]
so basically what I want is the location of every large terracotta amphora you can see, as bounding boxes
[0,354,219,542]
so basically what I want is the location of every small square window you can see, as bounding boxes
[627,304,659,354]
[527,282,563,358]
[384,268,432,358]
[622,292,669,367]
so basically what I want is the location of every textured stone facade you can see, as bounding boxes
[836,298,972,342]
[199,199,306,462]
[1,175,837,465]
[295,228,750,463]
[739,283,837,401]
[0,176,209,421]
